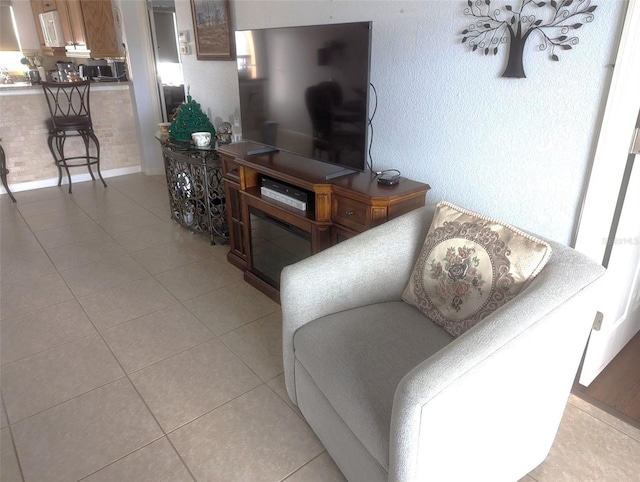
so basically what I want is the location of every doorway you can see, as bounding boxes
[573,330,640,428]
[573,0,640,422]
[147,0,185,122]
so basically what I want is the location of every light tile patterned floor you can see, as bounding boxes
[1,174,639,482]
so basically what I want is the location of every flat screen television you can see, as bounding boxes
[235,21,372,179]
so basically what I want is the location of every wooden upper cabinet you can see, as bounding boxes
[64,0,87,49]
[30,0,67,55]
[30,0,46,46]
[54,0,76,48]
[77,0,121,58]
[31,0,121,58]
[40,0,57,13]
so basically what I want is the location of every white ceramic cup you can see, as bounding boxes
[191,131,212,147]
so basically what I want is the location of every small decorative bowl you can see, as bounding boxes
[191,131,212,147]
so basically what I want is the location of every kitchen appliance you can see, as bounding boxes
[39,11,65,48]
[26,69,41,84]
[108,60,127,80]
[78,59,126,81]
[55,61,78,82]
[78,65,90,80]
[79,65,112,79]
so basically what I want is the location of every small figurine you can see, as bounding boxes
[217,122,233,144]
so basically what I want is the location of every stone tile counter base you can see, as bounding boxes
[0,84,141,187]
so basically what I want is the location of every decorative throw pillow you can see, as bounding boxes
[402,201,552,337]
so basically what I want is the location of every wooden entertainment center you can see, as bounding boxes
[218,141,430,302]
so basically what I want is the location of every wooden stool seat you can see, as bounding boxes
[45,115,93,131]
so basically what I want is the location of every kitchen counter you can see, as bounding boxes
[0,82,33,89]
[0,80,131,95]
[0,81,141,187]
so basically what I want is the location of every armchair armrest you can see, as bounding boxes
[389,241,605,481]
[281,204,434,404]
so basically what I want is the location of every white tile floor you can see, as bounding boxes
[1,173,639,482]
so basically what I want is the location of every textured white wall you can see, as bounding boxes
[174,0,626,244]
[175,0,240,127]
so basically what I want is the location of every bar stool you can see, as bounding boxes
[41,80,107,194]
[0,138,16,202]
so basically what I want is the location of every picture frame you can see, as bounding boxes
[190,0,235,61]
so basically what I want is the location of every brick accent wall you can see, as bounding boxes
[0,85,141,185]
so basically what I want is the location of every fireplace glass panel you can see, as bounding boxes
[249,206,312,289]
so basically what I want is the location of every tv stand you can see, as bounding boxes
[246,146,280,156]
[218,141,430,302]
[325,167,357,180]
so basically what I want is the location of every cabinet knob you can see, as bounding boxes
[345,210,354,216]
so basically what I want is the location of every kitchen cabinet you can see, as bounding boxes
[65,0,121,58]
[64,0,87,52]
[40,0,57,13]
[30,0,67,55]
[31,0,121,58]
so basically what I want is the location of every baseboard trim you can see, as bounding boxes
[144,167,165,176]
[0,166,142,195]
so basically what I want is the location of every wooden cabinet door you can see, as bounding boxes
[64,0,86,48]
[78,0,120,57]
[54,0,77,49]
[30,0,46,46]
[30,0,68,55]
[331,225,358,245]
[40,0,57,13]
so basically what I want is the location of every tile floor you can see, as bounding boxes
[1,173,639,482]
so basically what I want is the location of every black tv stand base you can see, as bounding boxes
[325,168,357,180]
[247,147,280,156]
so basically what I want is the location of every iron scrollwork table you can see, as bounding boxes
[156,133,228,244]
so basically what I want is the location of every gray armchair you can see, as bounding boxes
[281,204,605,482]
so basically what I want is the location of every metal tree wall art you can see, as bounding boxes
[461,0,598,78]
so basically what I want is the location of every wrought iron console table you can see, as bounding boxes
[156,133,228,244]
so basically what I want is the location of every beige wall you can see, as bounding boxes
[0,84,141,185]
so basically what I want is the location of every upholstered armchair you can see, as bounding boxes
[281,203,605,482]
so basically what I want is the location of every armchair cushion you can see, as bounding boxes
[402,201,552,336]
[293,301,453,470]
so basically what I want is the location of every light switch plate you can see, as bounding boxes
[179,30,190,43]
[180,44,191,55]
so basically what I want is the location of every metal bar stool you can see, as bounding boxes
[41,80,107,194]
[0,138,16,202]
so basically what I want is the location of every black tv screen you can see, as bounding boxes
[235,21,372,174]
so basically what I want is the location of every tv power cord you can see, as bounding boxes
[367,83,401,184]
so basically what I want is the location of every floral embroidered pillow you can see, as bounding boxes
[402,202,552,337]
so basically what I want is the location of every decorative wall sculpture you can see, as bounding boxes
[461,0,598,78]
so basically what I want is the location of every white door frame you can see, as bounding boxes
[574,0,640,260]
[574,0,640,386]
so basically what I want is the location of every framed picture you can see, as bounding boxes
[190,0,235,60]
